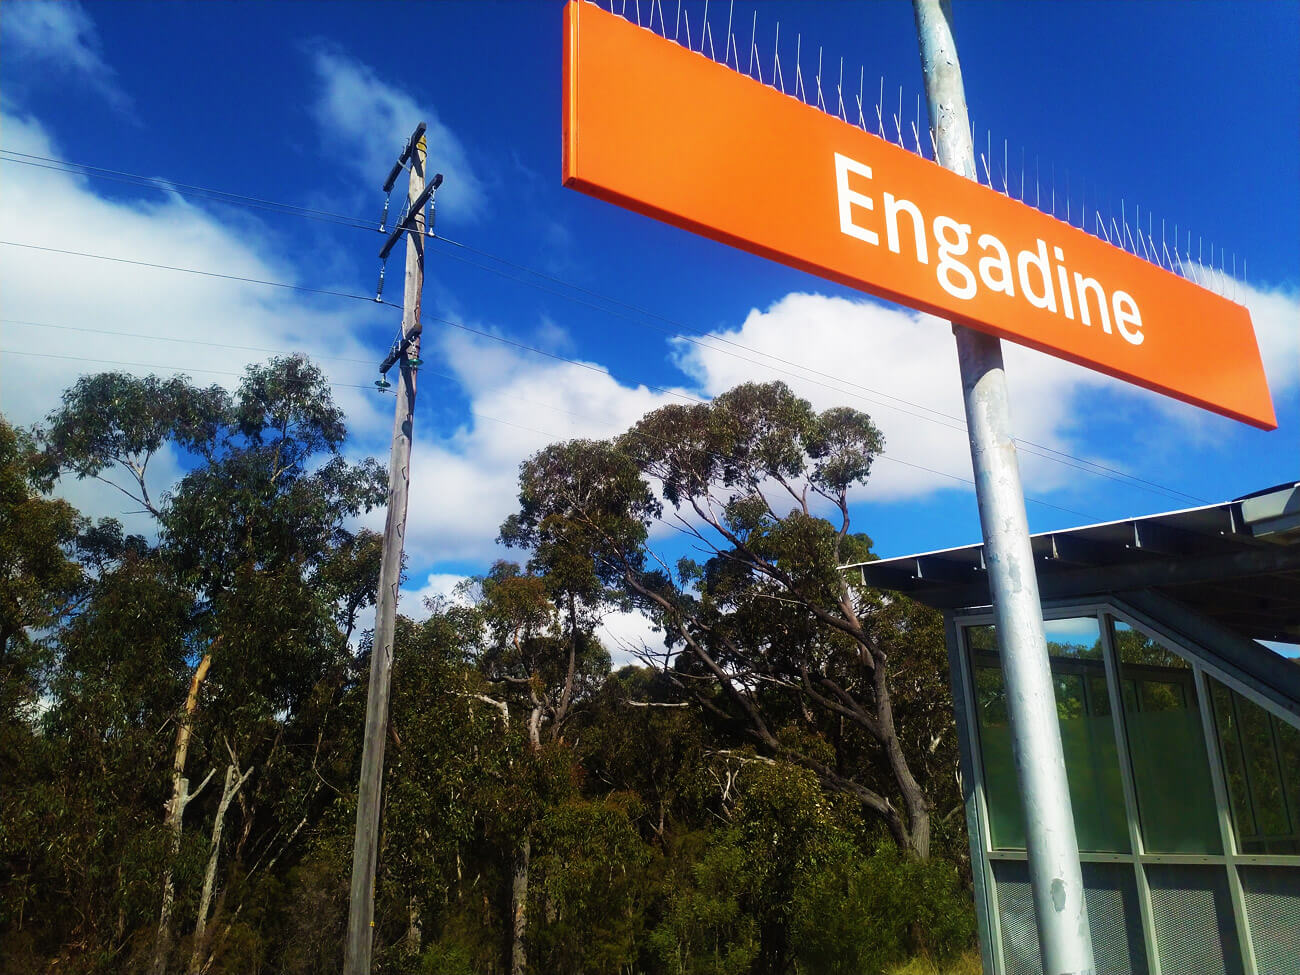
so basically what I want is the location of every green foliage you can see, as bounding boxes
[1,368,978,973]
[529,794,651,973]
[649,762,973,975]
[649,831,761,975]
[791,841,976,974]
[0,418,84,719]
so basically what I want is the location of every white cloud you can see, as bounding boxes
[307,45,484,223]
[1,1,130,110]
[400,571,471,622]
[669,284,1300,507]
[0,110,393,533]
[1112,272,1300,441]
[669,291,1115,502]
[598,608,665,668]
[379,322,694,566]
[1238,279,1299,397]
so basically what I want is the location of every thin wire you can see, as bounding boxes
[0,347,379,392]
[428,237,1206,504]
[0,317,374,365]
[0,240,382,304]
[5,231,1201,506]
[3,144,1210,505]
[0,150,376,230]
[0,346,1088,519]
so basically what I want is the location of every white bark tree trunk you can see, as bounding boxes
[151,652,214,975]
[510,835,530,975]
[188,758,252,975]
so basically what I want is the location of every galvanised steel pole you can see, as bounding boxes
[911,2,1096,973]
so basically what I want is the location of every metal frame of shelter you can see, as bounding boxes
[846,484,1300,975]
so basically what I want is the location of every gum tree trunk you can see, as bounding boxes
[188,759,252,975]
[151,652,214,975]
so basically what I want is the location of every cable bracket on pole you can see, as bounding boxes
[378,173,443,260]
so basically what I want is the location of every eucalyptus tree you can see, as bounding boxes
[502,382,943,858]
[452,559,613,975]
[41,356,385,972]
[0,418,83,722]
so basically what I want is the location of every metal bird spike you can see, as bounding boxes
[749,11,760,81]
[837,56,846,121]
[774,21,784,94]
[816,47,827,112]
[916,93,923,155]
[857,65,866,128]
[794,34,804,102]
[724,1,734,65]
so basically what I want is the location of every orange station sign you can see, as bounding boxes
[562,2,1276,430]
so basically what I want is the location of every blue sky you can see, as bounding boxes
[2,1,1296,647]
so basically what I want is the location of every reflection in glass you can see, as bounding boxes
[1113,621,1221,854]
[1210,677,1300,855]
[968,618,1128,852]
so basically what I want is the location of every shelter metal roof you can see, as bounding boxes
[844,483,1300,644]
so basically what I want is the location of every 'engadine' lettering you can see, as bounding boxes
[833,151,1144,346]
[834,153,878,246]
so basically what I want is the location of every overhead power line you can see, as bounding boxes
[0,347,380,393]
[0,342,1089,520]
[0,146,1208,504]
[1,232,1197,507]
[0,239,385,304]
[0,149,376,231]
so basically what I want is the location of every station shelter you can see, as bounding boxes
[844,483,1300,975]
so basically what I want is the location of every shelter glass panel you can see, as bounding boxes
[1208,677,1300,854]
[1112,620,1221,854]
[967,619,1128,852]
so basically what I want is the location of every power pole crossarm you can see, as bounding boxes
[911,3,1096,974]
[379,172,443,261]
[344,121,432,975]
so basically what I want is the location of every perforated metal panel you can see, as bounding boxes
[992,860,1147,975]
[1240,866,1300,975]
[992,861,1040,975]
[1146,865,1244,975]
